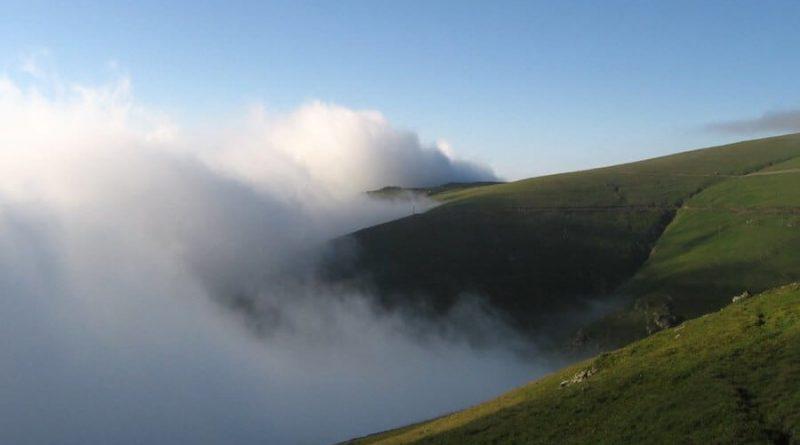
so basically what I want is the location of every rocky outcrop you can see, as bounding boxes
[732,290,752,303]
[560,367,597,388]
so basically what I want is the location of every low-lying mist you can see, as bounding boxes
[0,73,555,444]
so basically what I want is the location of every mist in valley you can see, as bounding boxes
[0,73,559,444]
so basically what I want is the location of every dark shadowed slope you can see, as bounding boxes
[328,134,800,342]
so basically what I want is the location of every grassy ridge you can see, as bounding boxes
[349,284,800,445]
[332,134,800,338]
[366,182,502,200]
[432,133,800,207]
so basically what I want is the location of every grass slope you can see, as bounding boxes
[593,155,800,345]
[348,284,800,445]
[330,134,800,339]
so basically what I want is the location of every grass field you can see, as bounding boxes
[329,133,800,343]
[347,283,800,445]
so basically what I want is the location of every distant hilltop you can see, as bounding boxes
[366,182,503,200]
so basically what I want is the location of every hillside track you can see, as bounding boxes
[682,206,800,215]
[746,167,800,176]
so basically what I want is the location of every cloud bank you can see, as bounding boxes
[210,102,497,198]
[0,74,543,445]
[704,109,800,135]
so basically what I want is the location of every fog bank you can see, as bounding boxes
[0,73,550,445]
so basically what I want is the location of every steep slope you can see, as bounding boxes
[593,155,800,345]
[329,134,800,339]
[348,283,800,445]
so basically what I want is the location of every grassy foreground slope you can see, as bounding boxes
[348,284,800,445]
[594,155,800,345]
[332,134,800,336]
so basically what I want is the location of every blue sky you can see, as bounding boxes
[2,0,800,179]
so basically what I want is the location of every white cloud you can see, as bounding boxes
[206,101,496,198]
[0,74,539,445]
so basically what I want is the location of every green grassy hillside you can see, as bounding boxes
[593,155,800,346]
[329,134,800,340]
[348,284,800,445]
